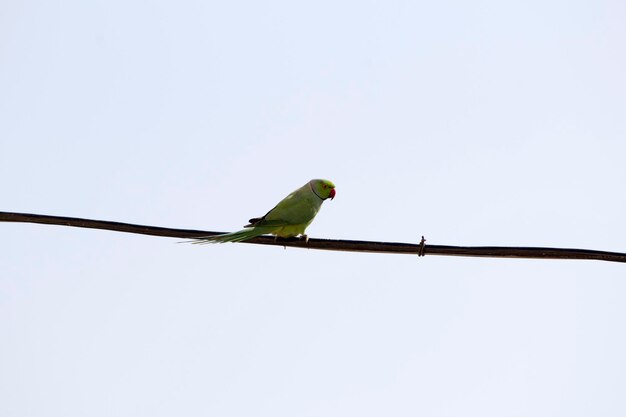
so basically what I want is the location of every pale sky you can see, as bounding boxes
[1,0,626,416]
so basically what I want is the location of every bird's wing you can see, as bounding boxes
[245,183,321,228]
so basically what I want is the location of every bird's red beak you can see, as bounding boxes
[329,188,336,200]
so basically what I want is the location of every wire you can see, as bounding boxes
[1,211,624,263]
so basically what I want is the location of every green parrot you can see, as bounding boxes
[193,179,336,243]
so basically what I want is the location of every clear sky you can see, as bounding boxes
[1,0,626,416]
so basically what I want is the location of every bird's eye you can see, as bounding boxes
[323,185,327,189]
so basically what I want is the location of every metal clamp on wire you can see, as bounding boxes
[418,236,426,257]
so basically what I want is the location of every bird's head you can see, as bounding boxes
[310,179,336,200]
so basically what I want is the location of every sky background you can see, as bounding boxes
[1,0,626,416]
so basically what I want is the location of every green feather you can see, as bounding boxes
[190,179,335,244]
[191,227,276,244]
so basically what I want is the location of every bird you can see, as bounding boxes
[192,179,336,243]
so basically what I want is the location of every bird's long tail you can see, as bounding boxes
[189,227,275,244]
